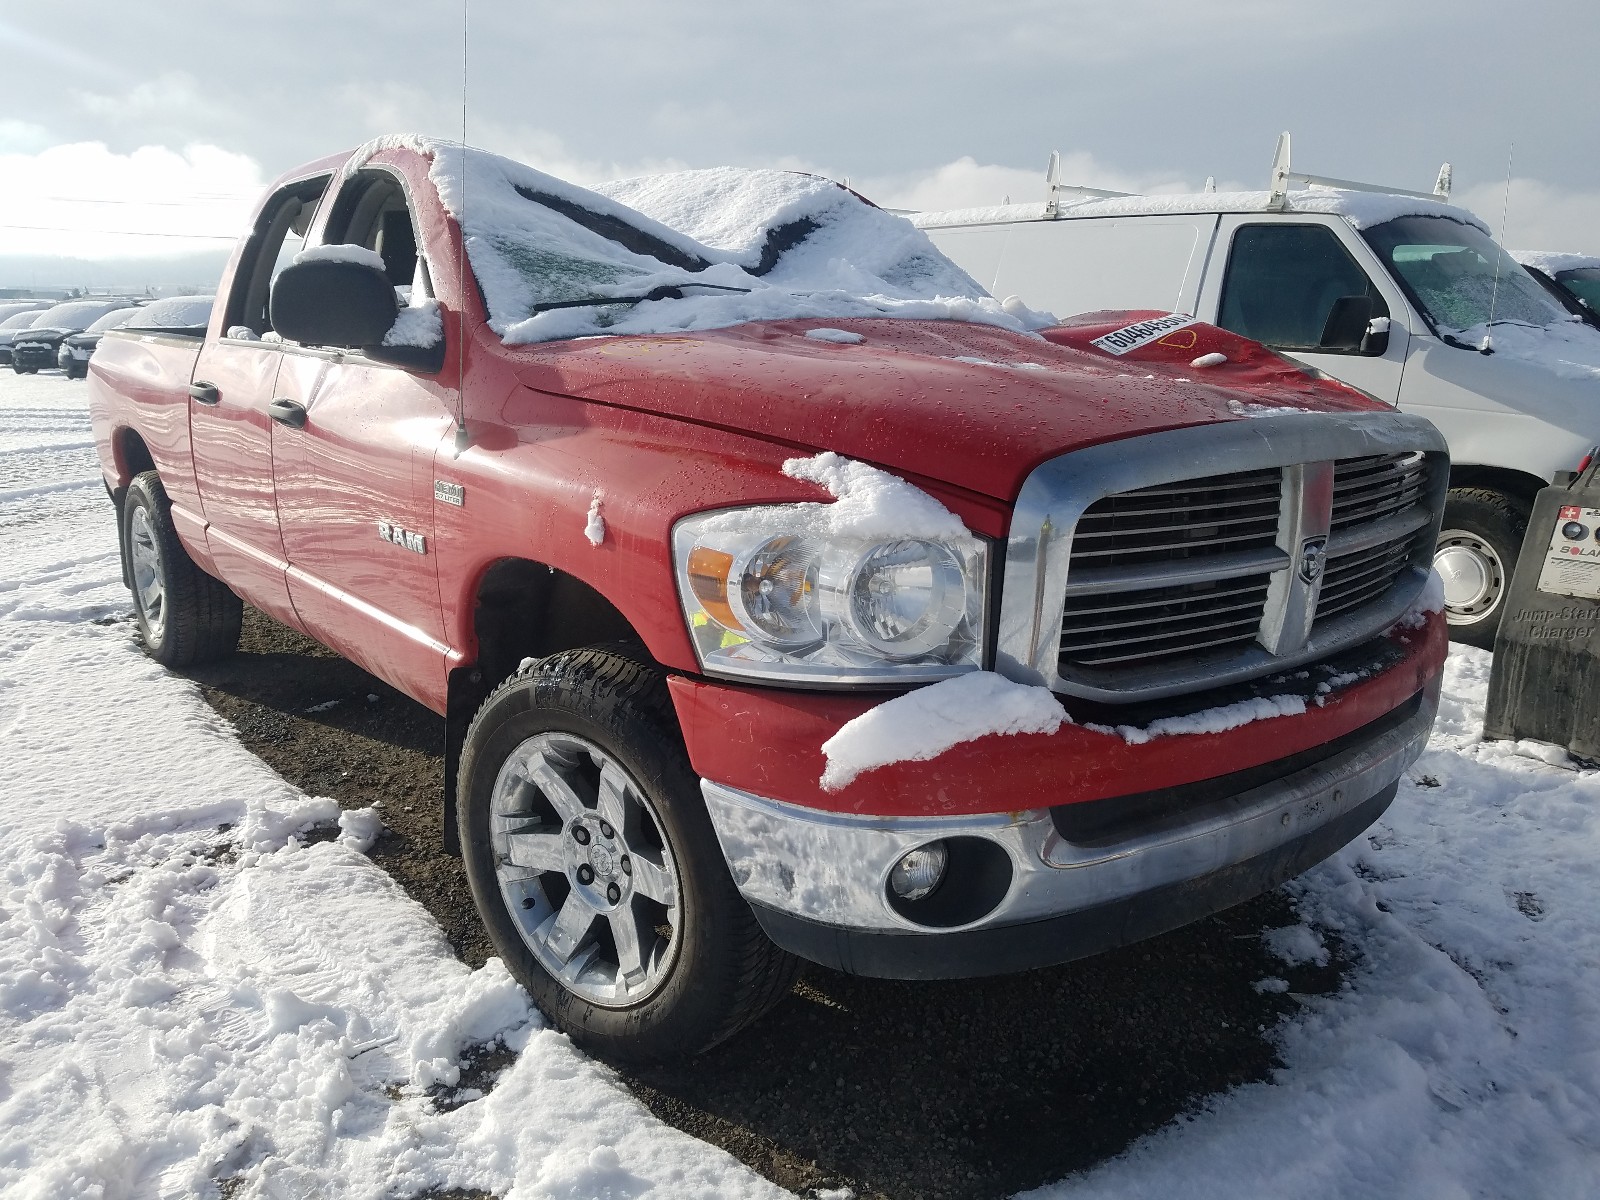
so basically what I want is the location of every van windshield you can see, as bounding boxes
[1363,215,1570,335]
[1557,268,1600,312]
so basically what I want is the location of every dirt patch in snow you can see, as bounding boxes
[190,607,1349,1200]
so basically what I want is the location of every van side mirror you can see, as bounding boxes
[1319,295,1375,353]
[270,258,398,349]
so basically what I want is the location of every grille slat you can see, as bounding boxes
[1057,449,1435,685]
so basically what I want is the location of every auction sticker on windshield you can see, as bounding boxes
[1091,314,1198,356]
[1536,505,1600,601]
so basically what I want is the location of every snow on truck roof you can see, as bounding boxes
[911,187,1491,234]
[1514,250,1600,275]
[342,135,1053,344]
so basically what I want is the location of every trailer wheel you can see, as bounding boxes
[457,645,798,1062]
[123,471,242,666]
[1434,488,1530,649]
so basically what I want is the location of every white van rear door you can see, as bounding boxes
[1200,214,1410,404]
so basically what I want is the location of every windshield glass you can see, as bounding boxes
[1363,215,1571,334]
[420,144,1035,344]
[126,295,213,329]
[1557,268,1600,312]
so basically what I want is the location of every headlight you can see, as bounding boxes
[674,509,988,684]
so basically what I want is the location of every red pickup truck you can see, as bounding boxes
[89,139,1449,1062]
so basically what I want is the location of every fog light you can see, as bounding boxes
[889,842,948,902]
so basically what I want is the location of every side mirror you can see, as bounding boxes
[1361,316,1392,357]
[1319,294,1375,353]
[270,258,398,349]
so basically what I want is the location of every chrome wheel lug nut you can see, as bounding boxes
[607,883,621,903]
[577,864,594,885]
[599,820,615,840]
[620,855,632,875]
[572,825,590,845]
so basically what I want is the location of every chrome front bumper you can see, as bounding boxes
[702,686,1437,977]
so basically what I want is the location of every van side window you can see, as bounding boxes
[1218,225,1387,352]
[224,176,330,337]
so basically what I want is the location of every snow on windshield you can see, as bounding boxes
[1364,216,1570,334]
[28,300,131,331]
[405,140,1050,344]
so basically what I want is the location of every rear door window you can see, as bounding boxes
[1218,224,1387,351]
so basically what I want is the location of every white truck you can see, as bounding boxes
[915,135,1600,646]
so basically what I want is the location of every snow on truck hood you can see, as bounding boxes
[346,136,1051,344]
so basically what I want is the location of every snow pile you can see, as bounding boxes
[382,298,443,348]
[0,377,788,1200]
[780,451,968,541]
[804,327,866,344]
[124,294,213,331]
[293,242,388,271]
[344,137,1055,344]
[820,671,1066,791]
[1512,250,1600,275]
[1035,647,1600,1199]
[1191,352,1228,368]
[1226,397,1313,417]
[1090,694,1308,746]
[1451,319,1600,381]
[584,490,606,546]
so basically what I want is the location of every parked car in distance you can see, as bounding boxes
[0,308,52,366]
[1515,252,1600,330]
[0,300,50,326]
[58,307,140,378]
[60,296,213,379]
[11,299,140,374]
[89,138,1449,1062]
[914,134,1600,648]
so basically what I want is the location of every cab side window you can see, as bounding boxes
[224,176,330,338]
[1218,225,1387,352]
[320,170,430,300]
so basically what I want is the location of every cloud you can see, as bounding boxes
[855,152,1200,213]
[0,142,264,259]
[1456,178,1600,258]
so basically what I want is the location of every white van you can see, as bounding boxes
[915,136,1600,646]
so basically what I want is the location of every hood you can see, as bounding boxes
[13,328,68,348]
[505,313,1382,502]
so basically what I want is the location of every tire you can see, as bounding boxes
[457,646,799,1063]
[13,364,36,375]
[123,471,243,666]
[64,361,86,380]
[1433,488,1530,649]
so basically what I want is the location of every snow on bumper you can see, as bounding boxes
[704,682,1437,977]
[680,613,1448,978]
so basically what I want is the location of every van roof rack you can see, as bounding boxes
[1265,132,1451,209]
[1038,132,1452,216]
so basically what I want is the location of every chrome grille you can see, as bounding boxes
[1067,468,1281,569]
[1056,450,1438,684]
[1330,452,1428,532]
[1315,453,1433,625]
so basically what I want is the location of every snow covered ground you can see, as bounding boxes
[3,375,1597,1198]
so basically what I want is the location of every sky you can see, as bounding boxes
[2,0,1598,287]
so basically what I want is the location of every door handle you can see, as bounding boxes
[267,398,307,428]
[188,380,221,405]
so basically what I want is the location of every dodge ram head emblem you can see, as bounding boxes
[1299,536,1328,584]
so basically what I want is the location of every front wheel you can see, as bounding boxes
[123,471,243,666]
[1433,488,1530,649]
[457,646,798,1063]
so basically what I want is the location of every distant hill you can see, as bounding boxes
[0,248,230,295]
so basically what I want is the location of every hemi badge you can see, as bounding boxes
[434,481,465,507]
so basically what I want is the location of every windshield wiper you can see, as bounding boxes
[527,281,751,315]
